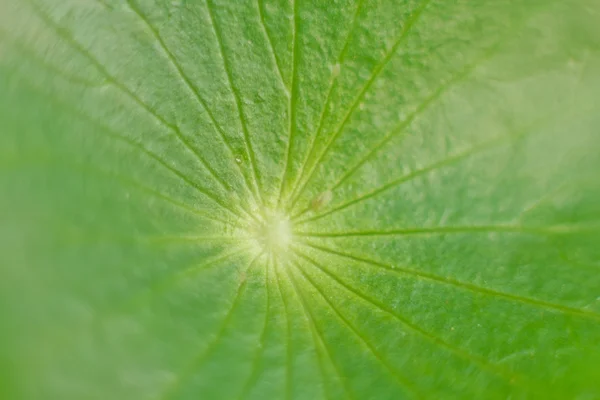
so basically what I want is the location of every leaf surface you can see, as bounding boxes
[1,0,600,399]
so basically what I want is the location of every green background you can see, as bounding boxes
[1,0,600,399]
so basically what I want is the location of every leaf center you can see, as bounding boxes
[250,209,293,256]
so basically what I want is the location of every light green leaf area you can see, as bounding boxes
[1,0,600,399]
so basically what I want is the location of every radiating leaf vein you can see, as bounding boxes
[289,259,422,399]
[300,240,600,322]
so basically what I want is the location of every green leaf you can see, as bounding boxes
[1,0,600,398]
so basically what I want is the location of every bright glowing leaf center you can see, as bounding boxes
[252,210,292,255]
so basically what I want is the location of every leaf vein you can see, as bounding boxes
[157,253,263,400]
[293,245,525,386]
[205,0,265,206]
[256,0,290,93]
[287,0,432,210]
[283,0,364,209]
[288,259,423,399]
[123,0,261,205]
[294,134,515,223]
[277,0,300,207]
[301,240,600,322]
[273,257,294,400]
[236,256,272,400]
[294,224,587,238]
[281,258,355,400]
[26,0,254,220]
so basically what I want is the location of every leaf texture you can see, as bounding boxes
[1,0,600,399]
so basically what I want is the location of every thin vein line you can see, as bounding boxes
[292,246,525,387]
[282,0,364,207]
[122,245,253,312]
[517,182,571,222]
[330,60,501,194]
[287,0,432,211]
[13,65,248,222]
[256,0,289,94]
[103,172,237,227]
[94,119,248,221]
[158,252,264,400]
[27,0,167,126]
[287,259,422,399]
[282,259,356,400]
[205,0,265,206]
[293,134,514,223]
[122,0,261,205]
[101,128,249,221]
[289,16,548,215]
[273,258,293,400]
[300,240,600,322]
[49,154,239,228]
[0,27,107,87]
[95,0,112,8]
[0,152,240,233]
[145,234,251,243]
[276,0,299,208]
[236,255,271,400]
[26,0,255,221]
[294,224,590,238]
[121,1,232,195]
[293,108,562,223]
